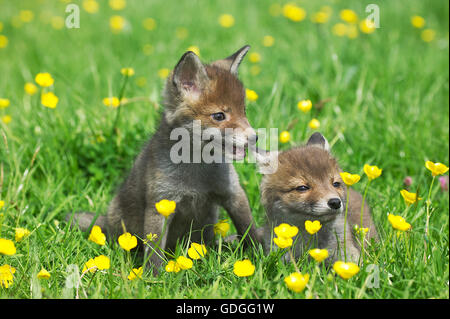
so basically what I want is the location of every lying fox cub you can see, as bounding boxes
[68,46,260,272]
[259,132,378,263]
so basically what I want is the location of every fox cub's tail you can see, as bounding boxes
[65,212,107,233]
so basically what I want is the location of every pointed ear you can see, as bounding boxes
[173,51,209,100]
[211,45,250,76]
[306,132,330,151]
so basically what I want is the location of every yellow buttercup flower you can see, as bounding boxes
[82,0,99,14]
[305,220,322,235]
[297,99,312,113]
[0,238,16,256]
[311,11,331,24]
[120,67,135,77]
[1,115,12,125]
[308,249,329,263]
[37,268,51,280]
[425,161,449,177]
[118,232,138,251]
[346,25,359,39]
[142,18,157,31]
[88,225,106,246]
[273,236,293,249]
[279,131,290,144]
[94,255,110,270]
[176,256,193,270]
[19,10,34,23]
[388,213,411,231]
[421,29,436,42]
[363,164,382,180]
[51,16,65,30]
[360,19,376,34]
[332,23,348,37]
[340,9,358,24]
[0,35,8,49]
[246,89,258,102]
[308,118,320,130]
[0,200,4,209]
[411,15,425,29]
[145,232,158,243]
[41,92,59,109]
[0,264,16,288]
[284,272,309,293]
[109,0,126,10]
[283,4,306,22]
[187,45,200,56]
[249,52,261,63]
[165,260,181,273]
[400,189,422,206]
[155,199,176,218]
[233,259,255,277]
[158,68,170,79]
[15,228,30,242]
[187,243,207,260]
[214,219,230,237]
[274,223,298,239]
[340,172,361,186]
[218,14,235,28]
[83,255,111,273]
[0,98,10,109]
[333,261,360,279]
[128,267,143,280]
[262,35,275,47]
[103,96,120,108]
[110,15,126,33]
[35,72,54,87]
[354,225,369,236]
[24,82,38,95]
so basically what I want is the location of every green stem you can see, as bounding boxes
[217,235,222,265]
[288,248,300,273]
[343,187,350,262]
[143,217,168,270]
[111,75,129,136]
[306,264,319,298]
[423,176,436,264]
[359,180,371,265]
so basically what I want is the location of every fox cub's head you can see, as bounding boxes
[163,46,257,160]
[261,133,346,222]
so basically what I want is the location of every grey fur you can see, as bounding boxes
[68,47,259,273]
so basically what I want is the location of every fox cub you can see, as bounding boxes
[68,46,260,271]
[259,132,378,263]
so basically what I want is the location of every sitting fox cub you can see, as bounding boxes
[68,46,260,271]
[259,132,378,263]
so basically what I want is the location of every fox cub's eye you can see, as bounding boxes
[211,112,226,121]
[295,185,310,192]
[332,182,341,188]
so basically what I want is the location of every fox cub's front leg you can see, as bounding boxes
[219,178,260,246]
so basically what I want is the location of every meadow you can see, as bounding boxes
[0,0,448,299]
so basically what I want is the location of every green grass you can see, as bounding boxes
[0,0,448,299]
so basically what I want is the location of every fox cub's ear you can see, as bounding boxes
[307,132,330,151]
[211,45,250,76]
[173,51,209,100]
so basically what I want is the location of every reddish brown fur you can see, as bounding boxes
[164,64,250,132]
[261,145,378,241]
[261,146,345,211]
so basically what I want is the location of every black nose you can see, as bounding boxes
[328,198,341,209]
